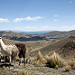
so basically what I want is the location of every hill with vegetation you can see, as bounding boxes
[30,36,75,58]
[0,30,75,41]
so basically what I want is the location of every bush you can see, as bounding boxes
[65,65,70,72]
[46,52,62,68]
[70,59,75,69]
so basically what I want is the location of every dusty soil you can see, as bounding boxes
[0,62,75,75]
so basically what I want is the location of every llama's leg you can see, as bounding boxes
[24,58,26,65]
[12,56,16,63]
[9,56,11,68]
[19,58,22,66]
[0,56,1,62]
[9,56,11,65]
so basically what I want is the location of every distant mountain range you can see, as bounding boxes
[0,30,75,41]
[23,31,50,34]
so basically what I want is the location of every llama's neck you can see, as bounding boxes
[0,39,6,49]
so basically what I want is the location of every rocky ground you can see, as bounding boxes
[0,62,75,75]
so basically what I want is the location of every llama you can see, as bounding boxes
[0,37,19,65]
[0,37,27,65]
[15,43,26,65]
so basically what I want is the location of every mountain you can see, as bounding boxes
[0,30,75,41]
[0,31,46,41]
[0,35,75,59]
[41,30,75,39]
[30,36,75,58]
[23,31,50,34]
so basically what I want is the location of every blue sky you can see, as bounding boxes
[0,0,75,31]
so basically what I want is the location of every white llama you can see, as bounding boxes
[0,37,19,64]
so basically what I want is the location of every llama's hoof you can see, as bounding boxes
[19,63,20,66]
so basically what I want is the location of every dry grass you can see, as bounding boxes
[37,51,43,61]
[15,56,20,61]
[55,65,59,69]
[65,65,70,72]
[3,66,6,70]
[37,51,46,64]
[69,59,75,69]
[29,57,37,62]
[19,71,30,75]
[46,52,62,68]
[33,51,47,65]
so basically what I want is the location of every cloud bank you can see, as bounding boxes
[6,25,75,32]
[13,16,42,22]
[0,18,10,23]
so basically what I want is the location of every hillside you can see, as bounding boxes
[0,38,50,55]
[0,30,75,41]
[0,31,47,41]
[0,32,75,58]
[30,36,75,58]
[41,30,75,39]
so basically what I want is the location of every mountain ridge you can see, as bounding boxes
[0,30,75,41]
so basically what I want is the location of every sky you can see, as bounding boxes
[0,0,75,32]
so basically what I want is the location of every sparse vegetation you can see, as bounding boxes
[65,65,70,72]
[37,51,43,62]
[0,33,75,75]
[0,68,5,72]
[69,59,75,69]
[15,56,20,62]
[46,52,62,68]
[19,71,30,75]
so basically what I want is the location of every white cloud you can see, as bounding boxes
[10,25,75,32]
[53,19,59,22]
[13,18,24,22]
[13,16,42,22]
[25,16,42,21]
[0,25,75,31]
[0,18,10,23]
[61,25,75,31]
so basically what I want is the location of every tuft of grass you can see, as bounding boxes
[55,65,59,69]
[37,51,47,64]
[3,66,6,70]
[16,56,20,62]
[65,65,70,72]
[36,60,40,65]
[19,71,30,75]
[37,51,43,61]
[69,59,75,69]
[33,60,41,67]
[46,52,62,68]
